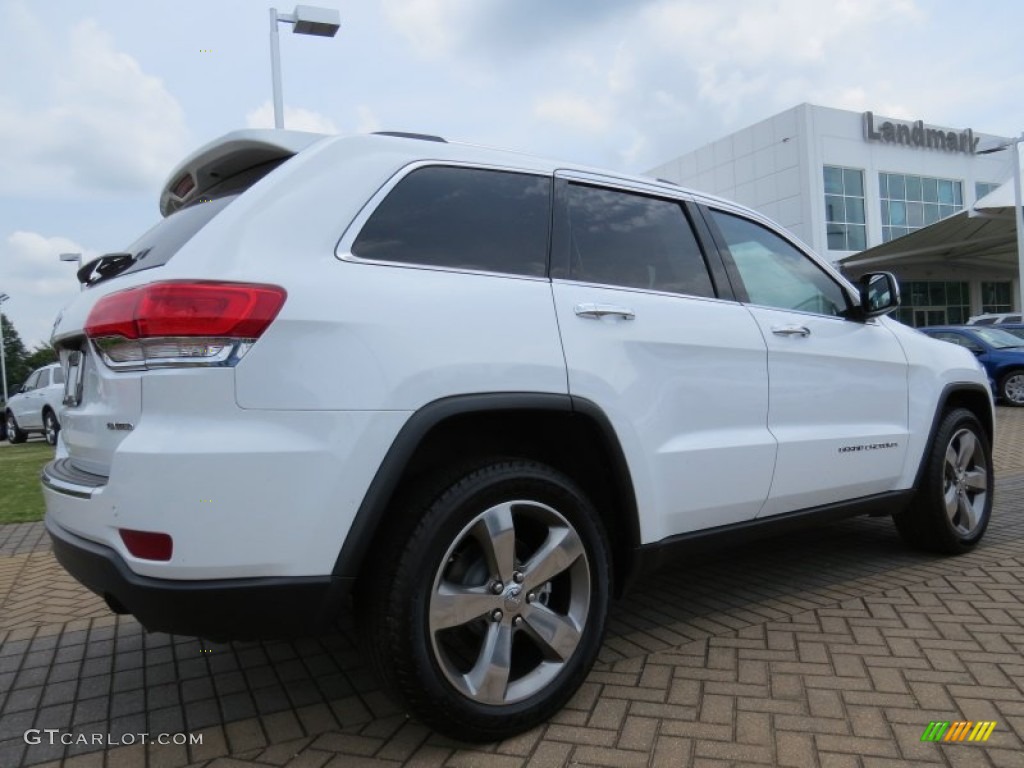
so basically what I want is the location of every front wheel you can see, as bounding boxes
[43,410,60,446]
[894,408,992,553]
[6,412,26,444]
[999,371,1024,406]
[361,460,610,742]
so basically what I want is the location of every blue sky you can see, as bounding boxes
[2,0,1024,346]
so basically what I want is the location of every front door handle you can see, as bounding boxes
[771,325,811,337]
[574,303,636,321]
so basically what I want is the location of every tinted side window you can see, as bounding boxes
[23,371,40,391]
[52,367,65,385]
[567,184,715,297]
[35,370,50,388]
[352,166,551,277]
[710,210,849,316]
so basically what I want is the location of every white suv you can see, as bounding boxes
[6,362,64,445]
[45,130,994,741]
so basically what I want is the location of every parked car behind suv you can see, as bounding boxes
[6,362,64,445]
[919,325,1024,406]
[44,130,994,741]
[968,312,1023,325]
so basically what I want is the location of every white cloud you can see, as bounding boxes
[2,231,93,347]
[0,19,186,196]
[381,0,474,58]
[354,105,381,135]
[245,101,338,134]
[534,94,610,134]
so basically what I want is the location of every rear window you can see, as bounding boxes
[117,159,287,279]
[351,166,551,277]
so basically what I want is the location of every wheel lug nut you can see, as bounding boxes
[513,571,525,584]
[526,592,536,603]
[491,582,504,594]
[513,616,523,627]
[491,609,503,622]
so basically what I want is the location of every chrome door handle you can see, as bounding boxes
[771,325,811,337]
[574,303,635,321]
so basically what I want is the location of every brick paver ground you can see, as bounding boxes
[2,410,1024,767]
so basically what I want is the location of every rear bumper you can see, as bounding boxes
[47,519,352,641]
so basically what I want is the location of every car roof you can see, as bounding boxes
[159,129,762,223]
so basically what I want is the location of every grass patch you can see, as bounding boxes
[0,441,54,524]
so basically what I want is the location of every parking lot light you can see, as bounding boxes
[269,5,341,129]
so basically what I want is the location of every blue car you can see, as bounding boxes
[920,325,1024,406]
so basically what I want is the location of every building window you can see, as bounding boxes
[975,181,1000,201]
[823,166,866,251]
[895,280,970,327]
[981,281,1013,314]
[880,173,963,243]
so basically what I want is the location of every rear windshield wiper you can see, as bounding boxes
[77,252,135,286]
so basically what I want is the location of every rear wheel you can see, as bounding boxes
[6,412,26,444]
[894,408,992,553]
[361,459,610,742]
[43,410,60,446]
[999,371,1024,406]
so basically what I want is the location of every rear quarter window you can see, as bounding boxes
[351,166,551,277]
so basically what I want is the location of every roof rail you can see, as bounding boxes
[373,131,447,143]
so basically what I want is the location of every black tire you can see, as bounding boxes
[43,410,60,446]
[894,408,992,553]
[360,459,610,742]
[6,411,27,444]
[999,371,1024,406]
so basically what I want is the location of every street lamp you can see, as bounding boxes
[0,292,9,404]
[268,5,341,129]
[976,133,1024,315]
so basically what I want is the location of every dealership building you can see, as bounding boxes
[647,103,1017,326]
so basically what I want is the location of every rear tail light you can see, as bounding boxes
[85,281,286,369]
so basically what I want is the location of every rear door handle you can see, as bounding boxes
[574,303,635,321]
[771,325,811,337]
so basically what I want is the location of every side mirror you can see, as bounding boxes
[857,272,900,320]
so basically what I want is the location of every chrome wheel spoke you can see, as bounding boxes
[957,492,978,532]
[522,526,584,591]
[522,603,582,661]
[476,502,517,584]
[463,622,513,703]
[955,431,976,471]
[944,483,959,519]
[963,469,987,493]
[430,582,499,632]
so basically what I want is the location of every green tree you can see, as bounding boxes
[1,313,29,403]
[25,343,58,370]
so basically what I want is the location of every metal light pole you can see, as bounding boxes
[268,5,341,129]
[0,293,9,405]
[977,133,1024,314]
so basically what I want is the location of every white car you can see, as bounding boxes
[44,130,994,741]
[968,313,1023,325]
[6,362,64,445]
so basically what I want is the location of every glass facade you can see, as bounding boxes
[895,281,970,327]
[975,181,1001,201]
[823,166,866,251]
[982,281,1013,314]
[880,173,963,243]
